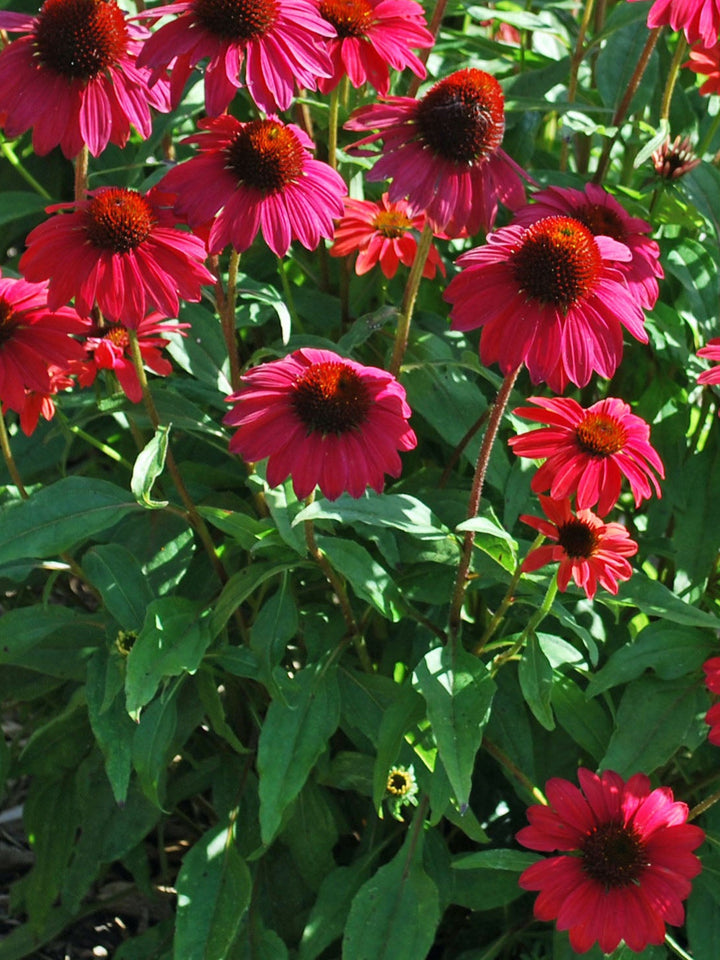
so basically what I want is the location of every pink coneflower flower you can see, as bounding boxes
[72,314,187,403]
[517,768,705,954]
[224,347,417,500]
[19,188,214,327]
[509,396,664,516]
[10,368,75,437]
[519,495,637,598]
[329,194,445,279]
[0,0,170,158]
[0,271,88,414]
[136,0,335,116]
[630,0,720,46]
[703,657,720,745]
[513,183,663,310]
[158,115,347,257]
[316,0,434,96]
[697,337,720,389]
[444,215,648,392]
[345,68,529,235]
[685,41,720,94]
[652,134,701,180]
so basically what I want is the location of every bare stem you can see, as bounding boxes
[127,328,229,588]
[407,0,449,96]
[482,736,548,804]
[389,222,434,378]
[74,144,89,201]
[328,85,340,171]
[448,366,521,646]
[593,27,662,184]
[688,785,720,822]
[222,249,242,393]
[0,409,28,498]
[660,35,688,122]
[560,0,596,171]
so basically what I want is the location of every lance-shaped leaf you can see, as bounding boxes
[131,424,170,509]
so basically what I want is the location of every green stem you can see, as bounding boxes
[328,85,340,171]
[0,136,52,200]
[660,35,688,122]
[0,408,28,498]
[56,410,133,470]
[223,250,242,393]
[696,109,720,158]
[492,573,559,674]
[593,26,662,184]
[688,784,720,822]
[447,365,522,646]
[277,256,300,331]
[389,222,434,377]
[482,736,547,804]
[560,0,596,171]
[407,0,450,96]
[472,533,545,656]
[127,329,229,589]
[303,514,373,673]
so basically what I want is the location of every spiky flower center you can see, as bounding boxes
[557,517,599,559]
[581,821,648,889]
[225,120,305,194]
[575,413,627,457]
[104,325,130,349]
[372,208,412,238]
[415,69,505,165]
[0,298,18,346]
[191,0,278,41]
[511,216,602,310]
[292,361,372,435]
[575,203,627,243]
[319,0,374,37]
[386,770,413,796]
[34,0,128,82]
[85,189,154,253]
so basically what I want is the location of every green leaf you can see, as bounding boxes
[211,561,306,636]
[174,823,251,960]
[684,163,720,237]
[83,543,154,631]
[518,635,555,730]
[125,598,212,719]
[316,535,402,620]
[0,192,49,227]
[453,849,540,872]
[0,477,137,564]
[611,573,720,628]
[595,18,659,114]
[587,621,715,696]
[551,674,612,762]
[0,606,79,665]
[343,844,440,960]
[132,691,179,808]
[86,648,135,803]
[257,664,341,845]
[295,493,450,540]
[250,582,298,677]
[412,648,496,810]
[601,676,707,776]
[131,424,171,509]
[299,861,371,960]
[373,686,425,811]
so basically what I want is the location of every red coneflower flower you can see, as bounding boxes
[19,188,214,327]
[703,657,720,745]
[0,0,170,158]
[158,115,347,257]
[317,0,433,96]
[685,41,720,94]
[329,194,445,279]
[519,496,637,598]
[10,368,75,437]
[630,0,720,46]
[698,337,720,390]
[444,215,648,392]
[517,768,705,955]
[72,314,188,403]
[509,396,664,516]
[0,271,88,414]
[136,0,335,115]
[345,68,529,235]
[224,347,417,500]
[513,183,663,310]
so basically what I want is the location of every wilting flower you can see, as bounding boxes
[224,347,417,500]
[72,314,187,403]
[685,41,720,94]
[630,0,720,46]
[329,194,445,279]
[11,368,75,437]
[703,657,720,746]
[136,0,335,115]
[444,215,648,392]
[697,338,720,390]
[651,134,701,180]
[345,68,528,235]
[0,271,88,413]
[517,768,705,954]
[513,183,663,310]
[520,496,637,598]
[509,396,664,516]
[317,0,433,96]
[20,188,213,326]
[0,0,170,158]
[159,115,347,257]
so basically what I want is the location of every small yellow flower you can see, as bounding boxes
[386,766,416,797]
